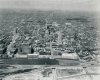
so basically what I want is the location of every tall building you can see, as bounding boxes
[12,28,19,43]
[57,31,62,45]
[45,29,49,38]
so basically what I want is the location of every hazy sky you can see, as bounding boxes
[0,0,99,12]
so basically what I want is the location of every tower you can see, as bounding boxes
[12,27,19,43]
[57,31,62,45]
[45,19,49,39]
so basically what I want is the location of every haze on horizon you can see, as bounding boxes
[0,0,99,12]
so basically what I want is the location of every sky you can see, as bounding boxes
[0,0,99,12]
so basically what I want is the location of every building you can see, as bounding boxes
[56,31,62,45]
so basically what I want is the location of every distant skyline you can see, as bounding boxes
[0,0,99,12]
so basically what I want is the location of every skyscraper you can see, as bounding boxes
[57,31,62,45]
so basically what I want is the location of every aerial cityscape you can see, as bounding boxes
[0,0,100,80]
[0,9,99,80]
